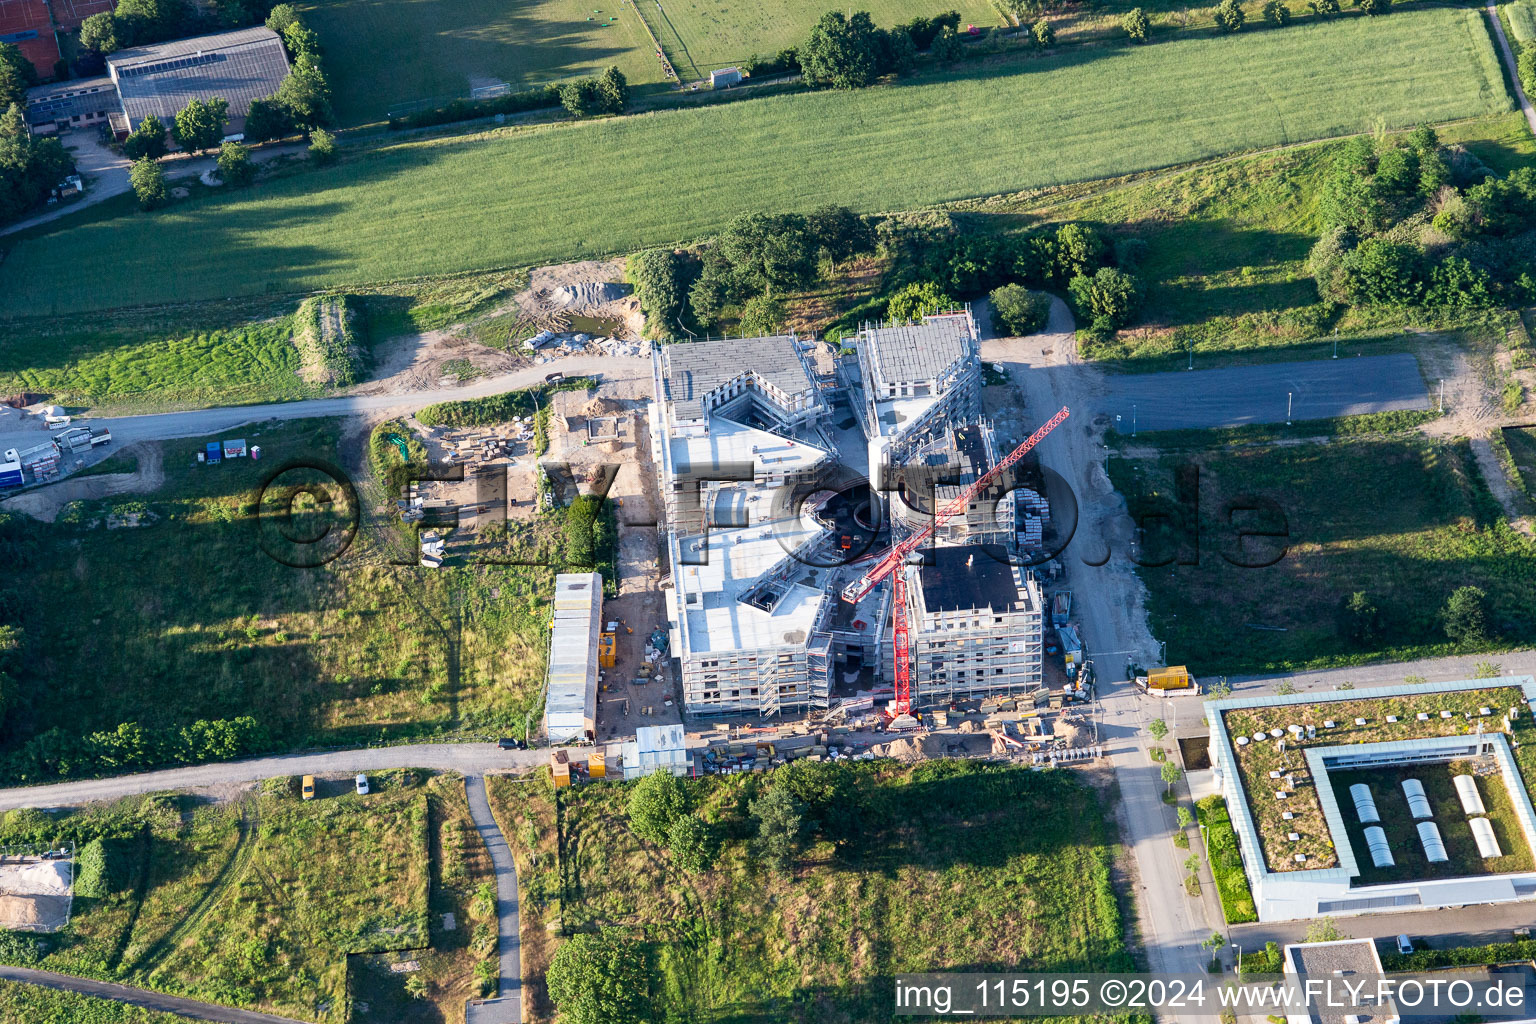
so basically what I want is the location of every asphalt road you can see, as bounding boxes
[0,743,544,811]
[0,355,651,457]
[464,775,523,1024]
[1104,353,1429,432]
[0,965,306,1023]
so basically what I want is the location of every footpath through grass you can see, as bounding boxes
[492,760,1134,1023]
[1111,433,1536,674]
[0,7,1508,315]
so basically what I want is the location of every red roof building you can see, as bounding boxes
[0,0,60,79]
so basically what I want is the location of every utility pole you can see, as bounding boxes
[1332,329,1339,359]
[1187,338,1193,371]
[1287,391,1293,425]
[1132,403,1137,438]
[1439,379,1445,413]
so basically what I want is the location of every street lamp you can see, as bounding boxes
[1286,391,1293,425]
[1132,403,1137,438]
[1199,822,1209,856]
[1187,338,1193,371]
[1232,943,1242,976]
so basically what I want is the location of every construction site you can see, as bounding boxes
[644,308,1090,736]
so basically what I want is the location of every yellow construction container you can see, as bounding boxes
[1147,666,1194,690]
[551,750,571,788]
[598,632,616,669]
[588,751,606,779]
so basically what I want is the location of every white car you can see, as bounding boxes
[355,774,369,796]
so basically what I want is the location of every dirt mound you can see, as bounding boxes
[872,734,945,761]
[956,719,980,733]
[552,281,627,307]
[1053,719,1092,748]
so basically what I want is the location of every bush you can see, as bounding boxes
[989,283,1051,336]
[547,931,649,1024]
[1031,19,1055,46]
[627,248,684,339]
[1196,795,1258,923]
[1214,0,1245,31]
[216,141,255,187]
[627,770,689,845]
[887,280,953,323]
[1067,267,1141,329]
[308,127,337,165]
[1121,7,1150,42]
[1262,0,1292,25]
[667,814,718,872]
[73,837,111,897]
[1442,585,1488,645]
[391,83,562,130]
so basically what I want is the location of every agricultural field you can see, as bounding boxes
[0,417,576,783]
[0,8,1507,315]
[646,0,994,80]
[490,761,1132,1023]
[1012,113,1536,369]
[299,0,662,126]
[0,776,492,1023]
[1109,433,1536,675]
[0,982,199,1024]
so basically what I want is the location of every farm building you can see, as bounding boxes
[1206,676,1536,921]
[709,67,740,88]
[544,571,603,744]
[0,0,60,78]
[106,26,290,136]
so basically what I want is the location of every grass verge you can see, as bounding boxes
[1194,795,1258,924]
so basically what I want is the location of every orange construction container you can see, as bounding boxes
[598,632,616,669]
[551,749,571,788]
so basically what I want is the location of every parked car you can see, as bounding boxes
[545,371,565,383]
[498,737,518,750]
[355,774,369,795]
[1396,934,1414,955]
[301,775,316,800]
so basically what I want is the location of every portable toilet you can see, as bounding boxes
[588,750,606,779]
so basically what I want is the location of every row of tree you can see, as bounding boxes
[1308,126,1536,310]
[1,716,268,783]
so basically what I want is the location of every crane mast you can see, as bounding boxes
[846,405,1070,717]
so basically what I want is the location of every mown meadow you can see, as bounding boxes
[0,8,1508,315]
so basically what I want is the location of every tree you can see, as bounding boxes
[78,12,119,55]
[626,769,689,845]
[739,295,786,336]
[595,66,628,113]
[172,97,228,153]
[626,248,683,337]
[1214,0,1245,31]
[546,930,649,1024]
[1177,805,1194,829]
[216,140,255,186]
[715,211,818,296]
[1160,760,1183,793]
[806,204,873,267]
[1053,222,1104,279]
[1342,590,1380,645]
[563,79,601,118]
[1262,0,1292,25]
[1121,7,1150,42]
[308,127,338,165]
[114,0,188,46]
[1307,0,1340,14]
[1442,585,1488,645]
[275,55,332,129]
[242,98,294,144]
[1067,266,1141,329]
[667,814,718,872]
[265,2,301,35]
[0,44,32,111]
[74,838,113,897]
[122,114,168,160]
[750,784,807,873]
[930,25,964,61]
[1148,718,1169,741]
[1359,0,1388,14]
[989,284,1051,336]
[129,156,167,210]
[801,11,883,89]
[887,280,953,323]
[1340,238,1420,305]
[1031,19,1055,47]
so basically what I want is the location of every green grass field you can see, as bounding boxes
[0,777,491,1023]
[491,761,1132,1023]
[1110,433,1536,675]
[300,0,663,126]
[0,418,572,782]
[647,0,994,79]
[0,982,199,1024]
[0,7,1507,316]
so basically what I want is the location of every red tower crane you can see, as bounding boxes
[842,405,1070,717]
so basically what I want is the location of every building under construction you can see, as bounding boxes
[649,310,1045,720]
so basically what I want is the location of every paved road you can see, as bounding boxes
[1104,353,1429,433]
[0,743,544,811]
[0,355,651,458]
[464,775,523,1024]
[0,965,305,1023]
[1489,3,1536,138]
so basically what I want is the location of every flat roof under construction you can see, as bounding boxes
[917,544,1028,614]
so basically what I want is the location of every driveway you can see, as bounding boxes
[0,965,305,1023]
[1102,353,1429,433]
[464,775,522,1024]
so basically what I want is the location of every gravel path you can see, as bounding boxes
[463,775,523,1024]
[0,965,306,1023]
